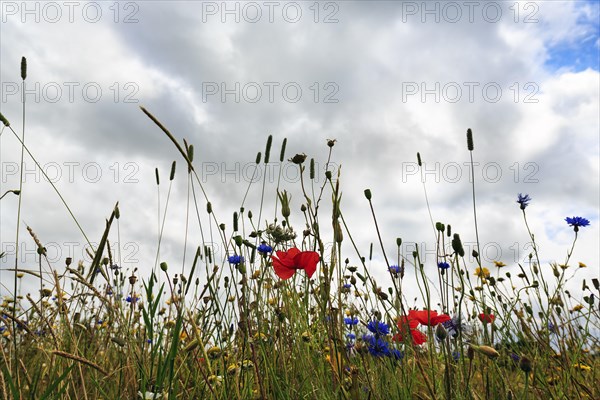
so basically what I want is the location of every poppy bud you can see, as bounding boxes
[364,189,372,200]
[435,323,447,341]
[519,356,532,373]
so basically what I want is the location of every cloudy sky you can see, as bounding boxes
[1,1,598,305]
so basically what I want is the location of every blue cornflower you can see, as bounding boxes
[228,255,244,265]
[342,283,352,289]
[257,243,273,255]
[346,333,356,340]
[437,262,450,270]
[442,314,471,338]
[110,264,120,270]
[565,216,590,232]
[126,295,140,303]
[516,193,531,210]
[362,334,391,357]
[389,265,403,275]
[344,317,359,326]
[452,351,461,362]
[367,320,390,337]
[510,353,520,362]
[548,322,557,334]
[390,348,404,360]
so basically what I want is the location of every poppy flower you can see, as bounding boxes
[394,315,427,345]
[478,313,495,323]
[271,248,320,280]
[409,309,451,326]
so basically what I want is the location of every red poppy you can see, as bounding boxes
[271,248,320,280]
[409,309,451,326]
[395,315,427,345]
[478,313,495,323]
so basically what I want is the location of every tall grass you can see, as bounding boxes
[0,59,598,400]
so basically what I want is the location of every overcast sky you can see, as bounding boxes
[1,1,598,307]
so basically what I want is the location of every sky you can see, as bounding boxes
[0,0,599,309]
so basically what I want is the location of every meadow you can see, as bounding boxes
[0,58,598,400]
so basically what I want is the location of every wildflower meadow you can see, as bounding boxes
[0,57,598,400]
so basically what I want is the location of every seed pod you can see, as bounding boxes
[467,128,474,151]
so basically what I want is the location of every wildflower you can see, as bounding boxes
[437,262,450,270]
[390,348,404,360]
[271,248,320,280]
[342,283,352,289]
[344,317,359,326]
[362,334,391,357]
[409,309,451,326]
[367,321,390,337]
[346,333,356,340]
[578,262,587,268]
[228,255,244,265]
[510,353,520,362]
[126,295,140,303]
[516,193,531,210]
[395,315,427,345]
[493,261,506,268]
[565,216,590,233]
[389,265,403,275]
[452,351,460,362]
[547,322,557,334]
[257,243,273,255]
[474,267,490,279]
[478,313,495,324]
[571,304,584,312]
[572,363,591,371]
[207,346,222,359]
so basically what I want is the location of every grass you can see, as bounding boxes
[0,58,598,400]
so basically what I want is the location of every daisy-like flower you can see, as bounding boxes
[474,267,490,279]
[516,193,531,210]
[493,261,506,268]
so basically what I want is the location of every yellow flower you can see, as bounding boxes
[559,264,569,270]
[578,262,587,268]
[572,363,591,371]
[572,304,584,312]
[474,267,490,279]
[493,261,506,268]
[207,346,222,359]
